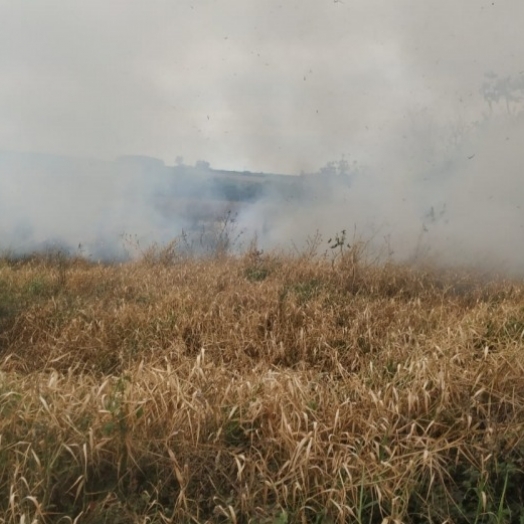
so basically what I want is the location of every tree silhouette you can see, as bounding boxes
[481,72,524,115]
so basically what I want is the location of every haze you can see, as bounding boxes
[1,0,524,272]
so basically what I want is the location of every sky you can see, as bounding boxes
[1,0,522,173]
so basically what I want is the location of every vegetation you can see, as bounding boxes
[1,241,524,523]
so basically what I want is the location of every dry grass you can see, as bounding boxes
[1,245,524,523]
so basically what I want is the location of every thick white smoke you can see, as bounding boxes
[1,104,524,274]
[1,2,523,272]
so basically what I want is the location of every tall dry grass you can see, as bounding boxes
[1,245,524,523]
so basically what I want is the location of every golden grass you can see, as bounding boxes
[1,246,524,523]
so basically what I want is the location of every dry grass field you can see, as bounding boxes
[1,242,524,523]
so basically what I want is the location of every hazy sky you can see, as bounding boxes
[1,0,522,173]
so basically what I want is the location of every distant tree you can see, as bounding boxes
[481,72,524,115]
[318,156,355,181]
[175,155,184,166]
[195,160,210,170]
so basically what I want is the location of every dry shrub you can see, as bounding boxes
[1,248,524,522]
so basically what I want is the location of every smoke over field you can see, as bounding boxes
[1,1,524,273]
[3,5,524,522]
[2,106,524,274]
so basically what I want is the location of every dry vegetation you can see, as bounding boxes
[1,243,524,523]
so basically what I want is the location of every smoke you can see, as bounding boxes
[0,153,183,260]
[1,2,524,273]
[235,107,524,276]
[1,100,524,275]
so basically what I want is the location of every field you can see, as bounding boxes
[1,242,524,523]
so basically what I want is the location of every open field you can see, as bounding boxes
[1,244,524,523]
